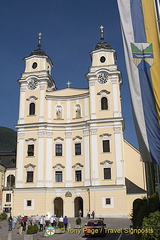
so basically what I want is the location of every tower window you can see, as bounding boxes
[55,171,62,182]
[103,140,110,152]
[55,144,62,156]
[26,171,34,182]
[75,143,81,155]
[27,144,34,156]
[100,56,106,63]
[29,103,35,115]
[104,168,111,179]
[101,97,108,110]
[32,62,37,69]
[75,170,82,182]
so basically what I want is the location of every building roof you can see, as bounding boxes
[0,149,16,168]
[29,48,47,57]
[46,88,89,99]
[125,178,146,194]
[94,41,112,50]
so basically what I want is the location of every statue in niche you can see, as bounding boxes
[56,106,62,119]
[76,105,81,118]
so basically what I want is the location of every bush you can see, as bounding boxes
[142,211,160,240]
[27,224,38,234]
[57,221,64,228]
[0,212,7,220]
[76,217,81,225]
[131,193,160,229]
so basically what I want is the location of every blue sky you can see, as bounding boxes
[0,0,138,148]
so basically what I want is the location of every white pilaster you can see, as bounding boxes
[83,129,90,186]
[114,126,124,185]
[66,100,70,123]
[37,131,45,187]
[45,132,53,187]
[16,132,25,188]
[18,87,26,124]
[84,98,89,120]
[65,132,72,187]
[112,79,120,117]
[90,129,99,185]
[89,81,96,119]
[47,100,52,122]
[39,85,45,122]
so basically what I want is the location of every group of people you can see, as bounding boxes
[87,210,95,219]
[7,214,69,233]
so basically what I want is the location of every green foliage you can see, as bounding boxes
[131,193,160,230]
[0,212,7,220]
[76,217,81,225]
[57,221,64,228]
[0,127,16,150]
[142,211,160,240]
[27,224,38,234]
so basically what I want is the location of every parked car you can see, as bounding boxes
[84,219,106,237]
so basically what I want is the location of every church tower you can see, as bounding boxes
[86,26,124,186]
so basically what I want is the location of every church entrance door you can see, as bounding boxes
[54,197,63,217]
[74,197,83,217]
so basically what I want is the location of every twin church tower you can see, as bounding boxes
[5,27,146,217]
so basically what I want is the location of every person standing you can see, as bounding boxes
[8,215,13,231]
[39,215,45,231]
[12,216,17,229]
[22,216,28,231]
[87,210,91,219]
[92,210,95,219]
[79,209,82,217]
[63,216,68,231]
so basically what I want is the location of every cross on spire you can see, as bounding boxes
[38,33,42,48]
[100,25,104,42]
[66,81,71,88]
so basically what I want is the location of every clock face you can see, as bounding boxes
[98,73,108,84]
[28,79,38,90]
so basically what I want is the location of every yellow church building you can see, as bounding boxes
[2,27,146,218]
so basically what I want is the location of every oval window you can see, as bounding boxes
[32,62,37,69]
[100,56,106,63]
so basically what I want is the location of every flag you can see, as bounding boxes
[117,0,160,164]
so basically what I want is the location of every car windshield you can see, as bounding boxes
[87,221,103,226]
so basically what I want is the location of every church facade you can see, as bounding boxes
[2,28,146,217]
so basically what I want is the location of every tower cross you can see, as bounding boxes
[66,81,71,88]
[38,32,42,48]
[100,25,104,42]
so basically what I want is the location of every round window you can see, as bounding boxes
[32,62,37,69]
[100,56,106,63]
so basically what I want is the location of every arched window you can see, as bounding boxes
[7,174,15,188]
[101,97,108,110]
[29,102,35,115]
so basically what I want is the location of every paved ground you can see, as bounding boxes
[0,217,136,240]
